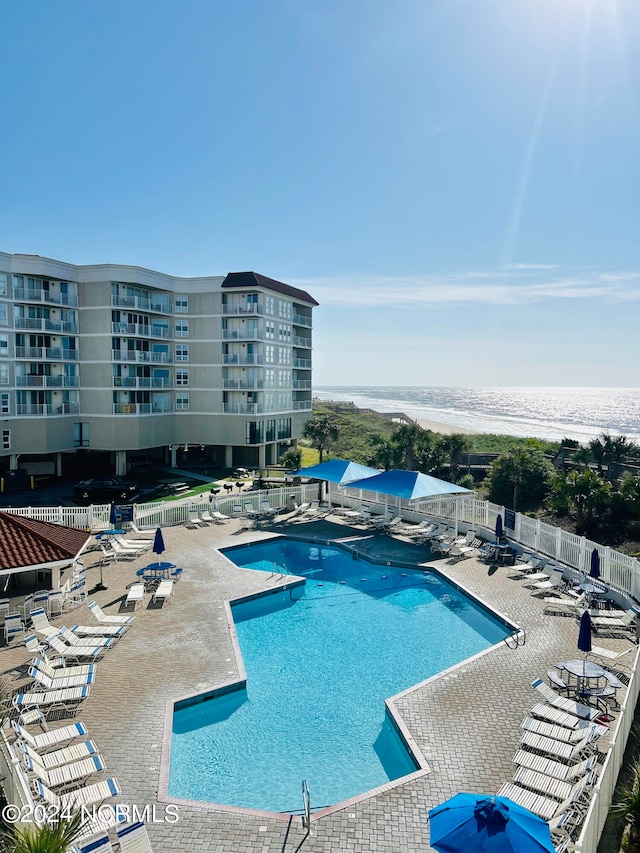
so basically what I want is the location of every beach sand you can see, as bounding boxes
[414,418,478,435]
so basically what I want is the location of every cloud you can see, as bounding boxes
[291,269,640,308]
[506,263,558,270]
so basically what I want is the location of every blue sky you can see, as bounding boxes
[2,0,640,386]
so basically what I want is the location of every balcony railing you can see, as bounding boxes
[16,375,79,388]
[293,313,312,327]
[111,295,172,314]
[292,380,312,390]
[222,329,264,341]
[112,402,174,415]
[13,318,77,334]
[13,288,78,307]
[111,322,172,339]
[293,358,311,369]
[222,402,264,414]
[14,347,78,361]
[293,336,311,348]
[112,376,173,388]
[16,402,80,416]
[222,379,265,390]
[222,303,264,316]
[222,354,264,365]
[111,350,173,364]
[293,400,312,411]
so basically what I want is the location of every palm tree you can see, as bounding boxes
[610,757,640,852]
[442,433,470,482]
[302,413,340,464]
[1,811,85,853]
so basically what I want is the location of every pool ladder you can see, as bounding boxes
[504,628,526,649]
[301,779,311,832]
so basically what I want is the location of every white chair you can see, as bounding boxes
[4,613,25,644]
[12,720,88,751]
[47,590,64,617]
[117,821,153,853]
[88,601,135,625]
[152,579,174,606]
[125,583,145,610]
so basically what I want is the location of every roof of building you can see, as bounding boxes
[0,513,90,571]
[221,272,319,306]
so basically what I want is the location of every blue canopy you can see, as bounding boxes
[296,459,380,485]
[343,469,473,501]
[428,793,556,853]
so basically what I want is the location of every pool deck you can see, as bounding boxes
[1,512,633,852]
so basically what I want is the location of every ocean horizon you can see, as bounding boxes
[313,386,640,445]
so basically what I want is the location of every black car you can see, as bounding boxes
[73,477,140,503]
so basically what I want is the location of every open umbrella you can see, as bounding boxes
[428,793,556,853]
[495,514,504,544]
[590,548,601,580]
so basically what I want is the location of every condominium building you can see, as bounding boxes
[0,252,317,477]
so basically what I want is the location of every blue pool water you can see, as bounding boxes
[169,539,511,813]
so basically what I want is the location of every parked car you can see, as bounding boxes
[73,477,140,503]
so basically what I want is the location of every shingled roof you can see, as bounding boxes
[0,513,90,572]
[221,272,319,306]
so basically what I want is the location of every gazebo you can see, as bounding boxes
[0,512,91,591]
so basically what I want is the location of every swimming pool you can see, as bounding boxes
[168,538,512,814]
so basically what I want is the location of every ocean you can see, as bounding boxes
[313,386,640,444]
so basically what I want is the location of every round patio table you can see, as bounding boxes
[561,658,605,700]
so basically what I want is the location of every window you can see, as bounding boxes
[278,324,291,342]
[176,393,189,410]
[265,295,275,315]
[0,393,9,415]
[265,392,275,410]
[175,321,189,338]
[12,275,23,289]
[2,429,10,450]
[176,370,189,386]
[278,347,291,365]
[0,273,6,295]
[0,305,7,326]
[245,420,264,444]
[73,423,89,448]
[0,334,8,356]
[265,368,275,387]
[265,345,275,364]
[175,296,188,313]
[265,322,275,339]
[0,365,8,385]
[175,344,189,362]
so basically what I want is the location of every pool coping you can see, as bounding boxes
[157,535,523,823]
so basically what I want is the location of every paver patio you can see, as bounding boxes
[1,512,631,852]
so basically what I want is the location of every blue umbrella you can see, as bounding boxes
[578,610,592,655]
[590,548,601,580]
[153,527,165,557]
[428,793,556,853]
[495,514,504,543]
[109,502,118,527]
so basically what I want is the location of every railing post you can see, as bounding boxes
[579,536,587,574]
[534,518,541,553]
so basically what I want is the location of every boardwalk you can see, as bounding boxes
[1,513,630,853]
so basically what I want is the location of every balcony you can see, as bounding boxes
[111,295,172,314]
[292,380,312,390]
[293,358,311,369]
[222,303,264,316]
[293,336,311,348]
[112,402,174,415]
[16,402,80,416]
[222,402,264,414]
[111,322,172,339]
[112,376,173,389]
[222,329,264,341]
[222,354,264,365]
[222,378,265,390]
[111,350,173,364]
[14,347,78,361]
[293,400,312,411]
[293,313,312,328]
[13,288,78,307]
[16,375,79,388]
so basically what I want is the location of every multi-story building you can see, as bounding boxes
[0,253,317,477]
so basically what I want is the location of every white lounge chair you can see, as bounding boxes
[73,833,115,853]
[543,593,586,617]
[70,622,128,638]
[12,720,88,752]
[522,716,609,740]
[46,635,109,663]
[13,685,90,718]
[28,666,95,690]
[210,510,230,523]
[496,772,594,821]
[531,678,602,721]
[513,751,597,782]
[88,601,135,625]
[33,775,120,813]
[125,583,146,610]
[110,541,147,560]
[31,656,95,680]
[589,645,633,666]
[529,567,566,596]
[590,607,639,636]
[29,608,60,639]
[19,738,99,771]
[117,821,154,853]
[113,536,152,550]
[528,702,604,730]
[23,751,105,792]
[152,579,173,606]
[59,626,115,649]
[511,766,574,801]
[519,729,594,762]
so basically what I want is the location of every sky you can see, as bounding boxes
[2,0,640,387]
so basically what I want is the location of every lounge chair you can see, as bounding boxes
[113,536,153,550]
[46,635,108,663]
[129,523,153,537]
[125,583,146,610]
[19,738,99,771]
[519,729,594,761]
[70,622,128,638]
[110,541,146,560]
[152,579,173,606]
[589,645,633,666]
[496,772,595,821]
[510,555,542,577]
[88,601,135,625]
[32,656,95,681]
[200,510,216,523]
[590,607,639,636]
[34,776,120,812]
[12,720,88,751]
[210,510,230,523]
[28,666,95,690]
[23,633,48,655]
[29,608,61,639]
[23,751,105,792]
[73,833,115,853]
[528,702,605,730]
[531,678,601,721]
[513,751,597,782]
[529,567,566,596]
[185,511,205,528]
[522,716,609,741]
[117,821,154,853]
[59,626,115,649]
[13,685,90,717]
[511,766,574,801]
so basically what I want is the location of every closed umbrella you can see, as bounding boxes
[495,514,503,543]
[428,793,556,853]
[109,502,118,527]
[578,609,592,655]
[153,527,165,557]
[590,548,601,580]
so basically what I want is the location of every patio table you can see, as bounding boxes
[560,658,605,700]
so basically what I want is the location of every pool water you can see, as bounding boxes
[169,539,510,813]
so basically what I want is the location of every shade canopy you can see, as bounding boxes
[590,548,601,580]
[343,469,473,501]
[296,459,380,485]
[578,610,593,654]
[495,515,504,542]
[153,527,166,557]
[428,793,556,853]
